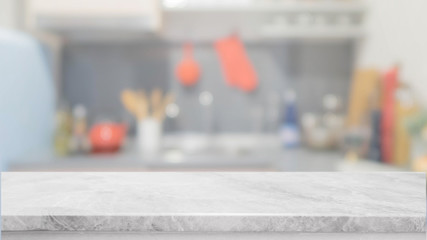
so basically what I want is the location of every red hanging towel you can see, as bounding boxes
[230,35,258,92]
[381,66,398,164]
[215,36,239,87]
[215,34,258,92]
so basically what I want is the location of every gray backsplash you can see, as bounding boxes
[62,40,354,134]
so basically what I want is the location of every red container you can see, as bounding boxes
[89,123,127,153]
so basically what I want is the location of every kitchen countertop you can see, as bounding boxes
[9,148,343,171]
[1,172,425,233]
[8,135,344,172]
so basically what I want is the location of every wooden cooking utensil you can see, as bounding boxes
[157,93,175,121]
[150,88,163,116]
[121,89,174,122]
[121,90,138,118]
[135,90,148,121]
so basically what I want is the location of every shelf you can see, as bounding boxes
[260,28,364,40]
[163,1,365,13]
[163,1,365,41]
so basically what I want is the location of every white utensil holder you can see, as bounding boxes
[137,118,162,155]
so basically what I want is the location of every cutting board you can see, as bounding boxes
[393,85,418,166]
[381,67,399,164]
[346,69,381,128]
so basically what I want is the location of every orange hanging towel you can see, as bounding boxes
[215,34,258,92]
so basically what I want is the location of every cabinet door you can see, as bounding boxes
[26,0,161,30]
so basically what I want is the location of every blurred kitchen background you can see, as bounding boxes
[1,0,427,172]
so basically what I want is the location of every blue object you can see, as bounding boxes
[0,29,55,170]
[367,110,382,162]
[280,90,300,148]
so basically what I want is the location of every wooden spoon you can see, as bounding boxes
[135,90,148,121]
[121,90,138,118]
[150,88,163,117]
[156,93,175,121]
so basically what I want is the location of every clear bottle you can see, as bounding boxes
[54,102,72,156]
[69,104,90,155]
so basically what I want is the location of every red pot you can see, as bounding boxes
[89,123,127,153]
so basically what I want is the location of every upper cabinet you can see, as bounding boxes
[25,0,162,37]
[162,0,366,41]
[23,0,365,42]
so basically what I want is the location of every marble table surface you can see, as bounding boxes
[1,172,426,233]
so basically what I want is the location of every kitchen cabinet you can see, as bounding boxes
[163,1,365,41]
[25,0,161,33]
[2,172,425,239]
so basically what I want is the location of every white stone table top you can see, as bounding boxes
[1,172,425,233]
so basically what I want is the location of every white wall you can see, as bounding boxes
[0,0,19,29]
[358,0,427,106]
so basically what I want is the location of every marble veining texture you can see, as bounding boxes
[1,172,426,233]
